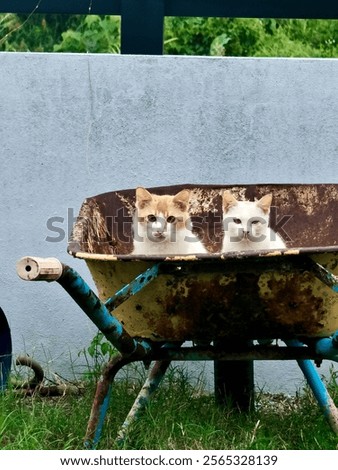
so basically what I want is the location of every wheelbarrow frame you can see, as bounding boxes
[17,251,338,448]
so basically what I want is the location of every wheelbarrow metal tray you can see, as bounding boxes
[68,184,338,342]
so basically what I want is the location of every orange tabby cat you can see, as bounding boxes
[132,187,207,255]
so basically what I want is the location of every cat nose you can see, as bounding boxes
[153,230,164,239]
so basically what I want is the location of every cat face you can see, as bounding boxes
[134,187,191,244]
[222,191,272,244]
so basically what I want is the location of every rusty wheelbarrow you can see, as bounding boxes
[17,183,338,447]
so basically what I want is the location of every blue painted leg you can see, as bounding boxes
[85,383,113,450]
[85,354,138,449]
[116,360,171,445]
[286,340,338,433]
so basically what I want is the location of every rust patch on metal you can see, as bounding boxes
[70,199,119,254]
[263,272,326,337]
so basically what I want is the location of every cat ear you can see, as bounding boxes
[135,187,153,209]
[222,191,237,212]
[256,194,272,213]
[173,189,190,211]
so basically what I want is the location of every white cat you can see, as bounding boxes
[132,187,207,256]
[222,191,286,252]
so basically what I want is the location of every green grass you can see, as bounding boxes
[1,365,338,450]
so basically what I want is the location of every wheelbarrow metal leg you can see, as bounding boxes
[298,358,338,433]
[116,360,171,445]
[286,340,338,434]
[85,354,134,449]
[87,382,113,450]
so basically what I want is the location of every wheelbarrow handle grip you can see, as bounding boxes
[16,256,63,281]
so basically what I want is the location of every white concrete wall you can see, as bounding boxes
[1,53,337,390]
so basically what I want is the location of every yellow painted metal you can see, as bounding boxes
[72,251,338,342]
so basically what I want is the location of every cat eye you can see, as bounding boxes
[166,216,176,224]
[233,218,241,224]
[147,214,157,223]
[251,220,260,225]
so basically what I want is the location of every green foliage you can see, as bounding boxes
[79,331,117,380]
[54,15,120,53]
[0,13,120,53]
[254,19,338,58]
[0,13,337,58]
[209,33,231,56]
[164,17,338,58]
[86,331,116,361]
[0,13,78,51]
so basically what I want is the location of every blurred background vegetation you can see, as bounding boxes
[0,13,337,57]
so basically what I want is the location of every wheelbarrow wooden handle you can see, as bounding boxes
[16,256,63,281]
